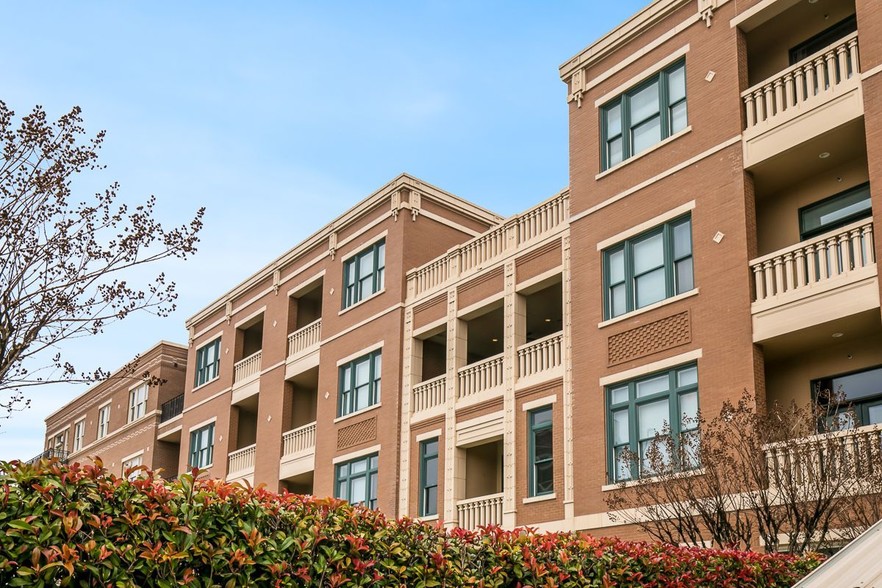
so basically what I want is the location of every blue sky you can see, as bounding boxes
[0,1,647,460]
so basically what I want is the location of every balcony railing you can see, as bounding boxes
[25,449,69,465]
[764,424,882,487]
[160,394,184,423]
[517,332,563,380]
[457,354,504,400]
[287,319,321,358]
[227,444,256,475]
[751,219,875,304]
[456,492,504,530]
[407,192,569,299]
[282,422,317,457]
[233,351,262,384]
[412,375,446,413]
[742,33,859,133]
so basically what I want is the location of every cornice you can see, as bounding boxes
[559,0,692,82]
[184,173,502,330]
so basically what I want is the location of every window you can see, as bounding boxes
[419,439,439,517]
[607,364,699,483]
[194,338,221,387]
[528,406,554,496]
[603,215,693,319]
[128,383,149,423]
[601,60,687,170]
[343,239,385,308]
[789,15,857,65]
[338,350,382,417]
[73,420,85,452]
[97,405,111,439]
[51,431,67,454]
[799,183,871,241]
[122,455,143,480]
[189,423,215,468]
[335,453,379,509]
[815,366,882,430]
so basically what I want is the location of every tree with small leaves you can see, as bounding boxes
[0,101,204,419]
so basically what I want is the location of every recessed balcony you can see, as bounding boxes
[455,492,504,530]
[742,33,862,168]
[279,421,316,480]
[750,219,877,341]
[412,374,446,419]
[286,319,321,378]
[227,443,256,483]
[232,350,261,404]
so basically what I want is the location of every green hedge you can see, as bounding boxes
[0,461,821,587]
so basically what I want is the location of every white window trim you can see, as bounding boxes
[187,416,217,433]
[338,232,388,314]
[193,335,222,390]
[333,444,381,465]
[596,127,693,180]
[121,449,145,464]
[415,428,443,443]
[523,493,557,505]
[596,201,696,251]
[333,402,382,424]
[594,44,691,107]
[336,341,384,367]
[522,394,558,412]
[598,288,699,328]
[599,348,703,387]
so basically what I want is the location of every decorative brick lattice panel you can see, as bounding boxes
[608,311,691,366]
[337,417,378,450]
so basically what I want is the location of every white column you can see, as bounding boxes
[562,233,576,526]
[502,259,521,528]
[398,306,416,517]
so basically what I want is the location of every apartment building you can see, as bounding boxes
[174,174,501,514]
[40,0,882,542]
[37,341,188,478]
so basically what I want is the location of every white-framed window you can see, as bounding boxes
[128,383,149,423]
[50,430,67,455]
[73,419,85,452]
[97,404,111,439]
[122,454,144,480]
[194,338,221,387]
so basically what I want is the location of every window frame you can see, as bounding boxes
[606,363,699,483]
[335,453,379,509]
[418,438,439,517]
[97,404,111,439]
[601,59,687,171]
[813,364,882,430]
[73,419,85,452]
[189,422,215,469]
[603,215,693,320]
[342,239,386,309]
[128,383,149,423]
[528,405,554,497]
[338,350,382,417]
[194,338,221,388]
[798,182,872,241]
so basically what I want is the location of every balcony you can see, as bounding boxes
[159,394,184,423]
[232,350,261,404]
[25,449,69,465]
[517,332,563,386]
[280,422,316,480]
[742,33,862,168]
[456,493,504,530]
[457,354,504,402]
[286,319,321,378]
[407,191,569,300]
[227,443,256,482]
[412,374,446,418]
[764,425,882,487]
[750,219,877,342]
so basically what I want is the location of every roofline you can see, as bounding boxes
[184,173,503,329]
[43,340,187,424]
[559,0,692,81]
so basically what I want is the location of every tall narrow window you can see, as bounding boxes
[73,420,85,452]
[335,454,379,509]
[97,405,111,439]
[343,240,385,308]
[419,439,439,517]
[607,364,699,483]
[528,406,554,496]
[128,383,149,423]
[338,350,382,417]
[194,338,221,387]
[189,423,215,468]
[601,60,687,170]
[603,215,693,319]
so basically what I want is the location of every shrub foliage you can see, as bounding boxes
[0,461,821,587]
